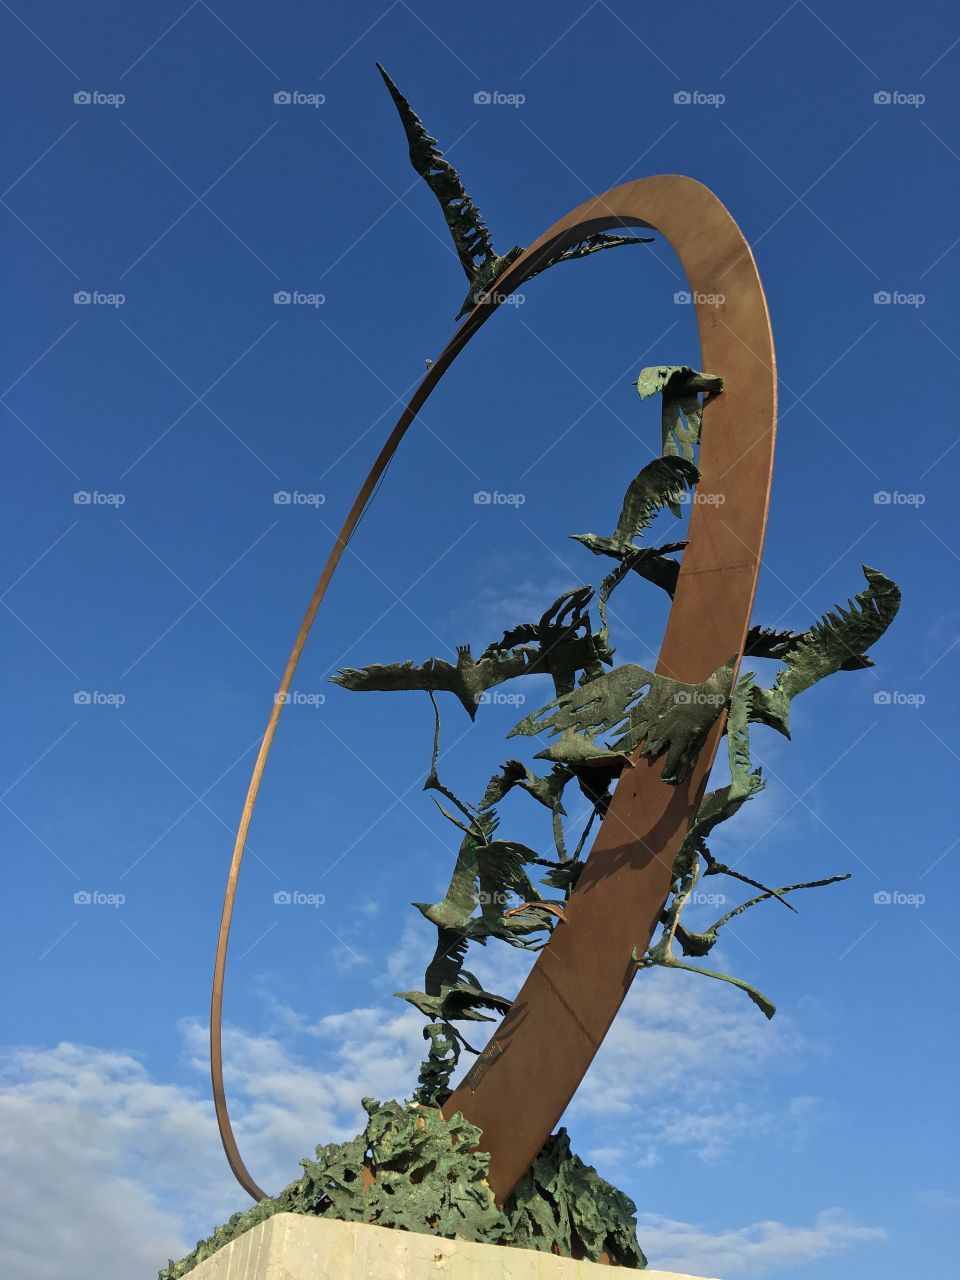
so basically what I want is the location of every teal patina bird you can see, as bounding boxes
[376,64,653,318]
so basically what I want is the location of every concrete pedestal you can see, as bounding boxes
[186,1212,717,1279]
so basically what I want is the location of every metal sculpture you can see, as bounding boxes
[208,67,899,1232]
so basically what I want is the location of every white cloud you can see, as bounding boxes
[0,1043,200,1280]
[0,978,867,1280]
[637,1208,885,1277]
[566,964,810,1167]
[0,1006,429,1280]
[915,1189,960,1211]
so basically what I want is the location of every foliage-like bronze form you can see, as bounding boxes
[376,63,653,317]
[159,1099,646,1275]
[509,658,735,783]
[335,357,900,1093]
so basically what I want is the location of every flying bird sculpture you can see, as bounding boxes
[376,63,653,317]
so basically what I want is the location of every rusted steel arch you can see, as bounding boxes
[211,175,776,1205]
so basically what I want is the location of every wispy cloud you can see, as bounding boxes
[637,1207,885,1276]
[0,981,862,1280]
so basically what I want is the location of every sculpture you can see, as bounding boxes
[163,66,900,1277]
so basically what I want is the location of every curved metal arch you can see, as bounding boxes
[211,175,776,1205]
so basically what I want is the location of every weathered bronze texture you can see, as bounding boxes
[210,175,775,1207]
[439,176,776,1204]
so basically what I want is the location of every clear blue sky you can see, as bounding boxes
[2,2,958,1277]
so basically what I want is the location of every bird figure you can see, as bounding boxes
[571,455,699,596]
[332,588,610,716]
[376,63,653,318]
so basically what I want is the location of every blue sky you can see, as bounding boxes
[1,2,958,1277]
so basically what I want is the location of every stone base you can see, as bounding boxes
[187,1212,716,1279]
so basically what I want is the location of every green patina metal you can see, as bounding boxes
[334,357,900,1100]
[159,1100,645,1277]
[375,63,653,318]
[181,65,902,1277]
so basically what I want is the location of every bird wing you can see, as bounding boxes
[377,63,496,280]
[635,367,724,502]
[525,231,654,281]
[611,456,700,543]
[332,657,464,698]
[750,566,900,736]
[509,659,733,783]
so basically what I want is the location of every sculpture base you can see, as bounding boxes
[185,1212,716,1279]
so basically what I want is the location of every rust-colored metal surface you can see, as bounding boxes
[211,175,776,1207]
[440,180,776,1202]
